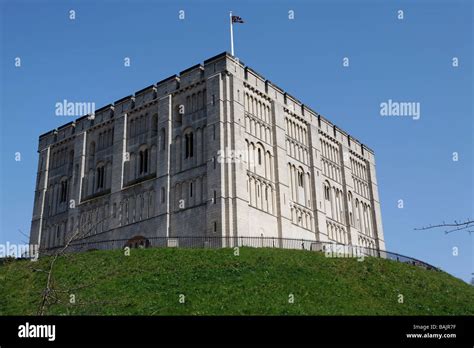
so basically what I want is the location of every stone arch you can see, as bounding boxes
[183,127,195,160]
[137,144,149,176]
[124,235,150,249]
[265,150,272,180]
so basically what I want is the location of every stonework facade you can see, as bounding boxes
[29,52,385,252]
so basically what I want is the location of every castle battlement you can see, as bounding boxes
[38,51,374,159]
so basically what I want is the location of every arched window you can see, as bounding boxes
[139,147,149,175]
[298,171,304,187]
[257,148,262,165]
[96,163,105,189]
[185,131,194,158]
[324,183,330,200]
[60,178,68,203]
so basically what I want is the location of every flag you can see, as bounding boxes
[231,15,244,24]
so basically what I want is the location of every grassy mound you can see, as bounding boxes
[1,247,473,315]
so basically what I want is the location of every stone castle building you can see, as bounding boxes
[29,52,385,252]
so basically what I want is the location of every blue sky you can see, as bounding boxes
[1,0,472,282]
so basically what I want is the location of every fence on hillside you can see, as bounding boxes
[38,235,440,271]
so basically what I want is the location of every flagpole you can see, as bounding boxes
[229,11,234,56]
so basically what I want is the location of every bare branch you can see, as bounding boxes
[37,211,115,315]
[414,219,474,234]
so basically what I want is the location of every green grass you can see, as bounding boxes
[1,247,473,315]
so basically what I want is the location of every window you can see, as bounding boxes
[139,148,149,174]
[161,187,165,203]
[257,148,262,165]
[324,185,330,200]
[190,182,193,197]
[213,190,217,204]
[298,172,304,187]
[96,165,105,189]
[185,132,194,158]
[60,180,68,202]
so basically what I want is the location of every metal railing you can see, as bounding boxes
[39,235,440,271]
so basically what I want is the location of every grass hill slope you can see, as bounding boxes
[1,247,473,315]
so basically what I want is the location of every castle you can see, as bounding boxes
[29,52,385,253]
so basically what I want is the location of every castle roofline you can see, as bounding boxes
[156,74,179,86]
[180,63,204,76]
[38,51,374,154]
[135,85,155,96]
